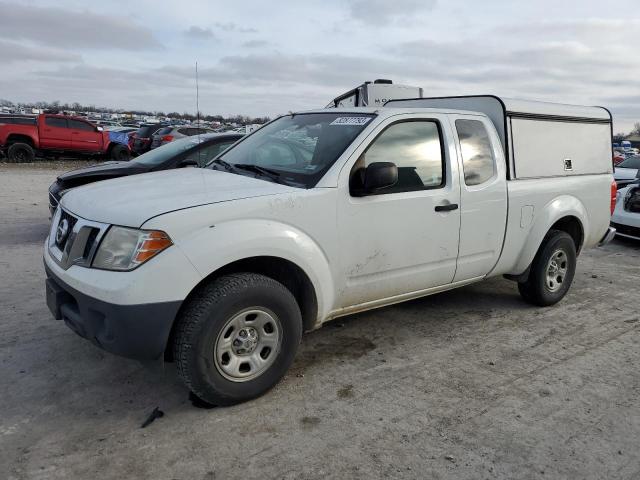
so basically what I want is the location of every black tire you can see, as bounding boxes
[518,230,577,306]
[110,144,130,161]
[173,273,302,406]
[7,143,35,163]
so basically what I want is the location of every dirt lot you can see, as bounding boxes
[1,164,639,480]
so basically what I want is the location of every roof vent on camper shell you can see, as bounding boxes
[374,79,393,84]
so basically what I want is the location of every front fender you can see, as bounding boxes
[511,195,588,274]
[175,219,335,322]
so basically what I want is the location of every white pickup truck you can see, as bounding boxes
[44,96,617,405]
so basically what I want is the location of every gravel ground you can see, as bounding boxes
[1,165,639,480]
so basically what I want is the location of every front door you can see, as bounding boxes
[69,119,103,152]
[336,115,462,308]
[40,116,71,149]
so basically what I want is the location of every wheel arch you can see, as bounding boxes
[165,255,319,362]
[6,134,36,148]
[510,195,588,276]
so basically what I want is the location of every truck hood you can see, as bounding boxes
[60,168,298,227]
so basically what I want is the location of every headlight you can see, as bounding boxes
[92,226,172,271]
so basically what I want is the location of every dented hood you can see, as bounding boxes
[60,168,297,227]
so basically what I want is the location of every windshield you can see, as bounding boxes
[136,125,161,138]
[619,156,640,169]
[209,112,374,187]
[132,136,203,166]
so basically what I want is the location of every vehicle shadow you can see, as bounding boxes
[10,277,532,425]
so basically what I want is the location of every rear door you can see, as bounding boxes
[450,114,508,281]
[40,116,71,149]
[69,119,102,152]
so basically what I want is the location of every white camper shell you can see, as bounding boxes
[386,95,613,180]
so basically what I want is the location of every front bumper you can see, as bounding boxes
[611,222,640,240]
[45,263,181,361]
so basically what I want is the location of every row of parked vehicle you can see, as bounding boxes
[48,131,244,213]
[0,113,251,162]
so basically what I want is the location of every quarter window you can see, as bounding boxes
[45,117,68,128]
[455,119,495,186]
[351,120,444,195]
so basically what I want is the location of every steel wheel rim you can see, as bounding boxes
[214,307,282,382]
[545,249,568,293]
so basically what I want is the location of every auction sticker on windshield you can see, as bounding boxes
[330,117,372,126]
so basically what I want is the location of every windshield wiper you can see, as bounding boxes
[232,163,282,181]
[210,158,234,171]
[210,160,286,184]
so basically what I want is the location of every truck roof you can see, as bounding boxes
[497,97,610,120]
[298,107,487,117]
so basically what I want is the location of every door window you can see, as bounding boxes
[455,119,495,186]
[68,119,95,131]
[351,120,444,195]
[45,117,68,128]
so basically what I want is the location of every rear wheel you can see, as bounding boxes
[173,273,302,406]
[110,144,130,161]
[7,143,35,163]
[518,230,576,306]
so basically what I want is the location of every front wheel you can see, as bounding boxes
[110,144,130,161]
[7,143,35,163]
[518,230,577,306]
[173,273,302,406]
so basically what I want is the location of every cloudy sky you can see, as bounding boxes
[0,0,638,132]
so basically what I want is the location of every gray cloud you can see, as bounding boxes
[0,40,81,64]
[215,22,258,33]
[242,40,270,48]
[1,2,638,133]
[0,1,162,50]
[347,0,437,25]
[183,26,217,40]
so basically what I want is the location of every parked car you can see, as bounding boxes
[614,155,640,188]
[0,113,129,162]
[150,126,214,150]
[130,124,165,156]
[48,132,243,214]
[613,151,626,165]
[611,181,640,240]
[44,98,615,406]
[90,119,122,128]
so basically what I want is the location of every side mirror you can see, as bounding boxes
[362,162,398,193]
[96,126,104,132]
[179,158,199,168]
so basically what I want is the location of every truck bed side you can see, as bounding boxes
[0,122,39,148]
[492,174,612,277]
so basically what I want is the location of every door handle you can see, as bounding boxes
[435,203,459,212]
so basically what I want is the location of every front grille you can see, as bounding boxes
[611,222,640,239]
[82,227,100,259]
[56,210,78,252]
[49,209,109,270]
